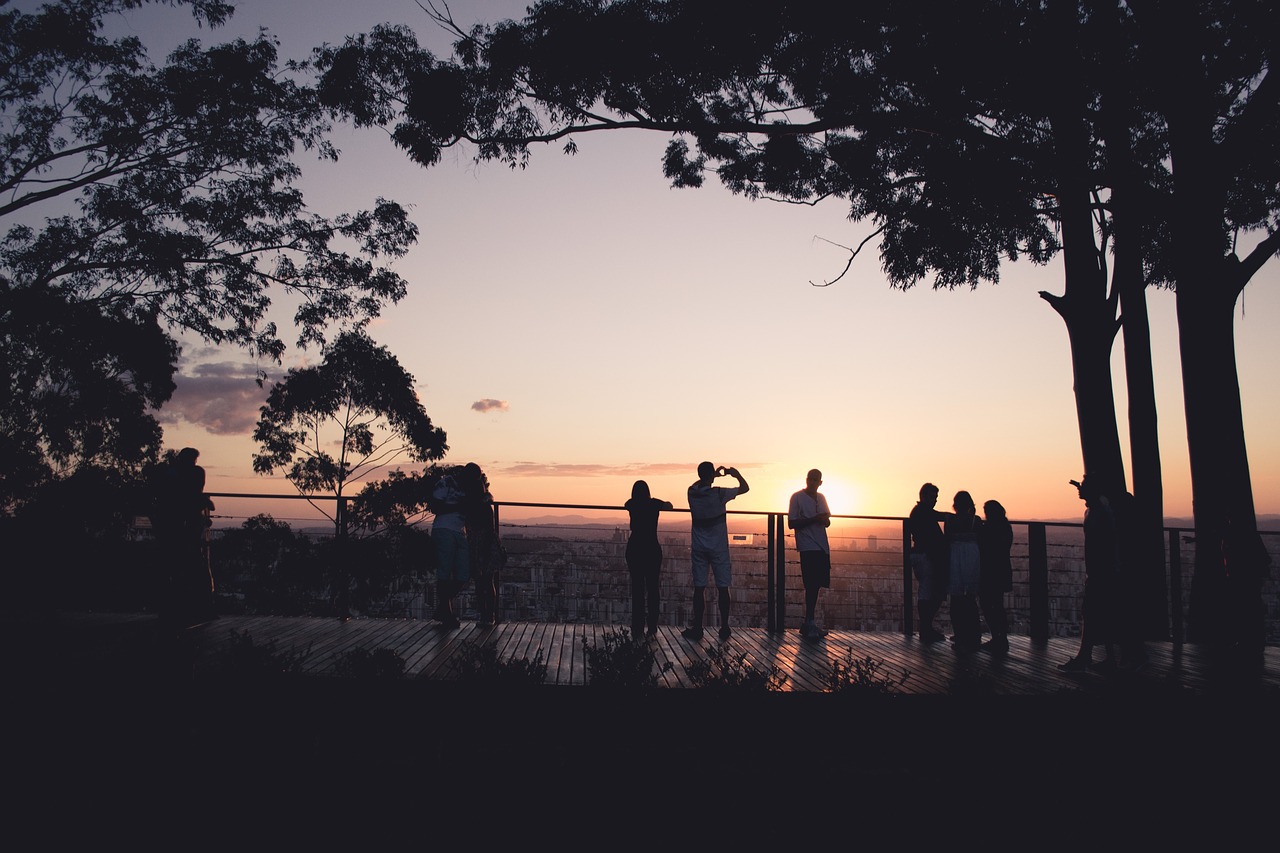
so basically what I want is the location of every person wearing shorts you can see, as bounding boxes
[683,461,749,641]
[789,469,833,643]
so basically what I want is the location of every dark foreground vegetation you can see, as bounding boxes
[6,614,1277,842]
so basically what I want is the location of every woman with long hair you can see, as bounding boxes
[462,463,503,626]
[978,499,1013,652]
[946,490,983,651]
[624,480,673,638]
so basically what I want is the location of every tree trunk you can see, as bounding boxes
[1177,271,1260,649]
[1044,53,1127,490]
[1163,42,1263,654]
[1098,48,1170,640]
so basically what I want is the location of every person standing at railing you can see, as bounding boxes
[788,468,832,643]
[946,490,984,652]
[149,446,216,631]
[428,469,469,630]
[908,483,952,643]
[978,499,1013,652]
[625,480,674,639]
[463,462,504,626]
[1058,473,1120,673]
[683,461,749,641]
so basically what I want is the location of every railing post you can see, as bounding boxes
[767,514,776,633]
[902,520,913,638]
[1168,528,1183,645]
[774,513,786,633]
[1029,522,1048,644]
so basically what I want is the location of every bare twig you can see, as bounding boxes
[809,227,883,287]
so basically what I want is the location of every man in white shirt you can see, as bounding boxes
[789,469,832,642]
[683,461,749,641]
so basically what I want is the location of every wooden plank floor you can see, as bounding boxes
[154,613,1280,695]
[6,611,1278,695]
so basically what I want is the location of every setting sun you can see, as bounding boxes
[775,472,861,518]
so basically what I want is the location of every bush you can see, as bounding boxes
[826,649,909,695]
[688,644,788,692]
[581,628,673,690]
[448,639,548,687]
[330,647,406,680]
[210,630,311,681]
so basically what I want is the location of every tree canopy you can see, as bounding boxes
[316,0,1279,652]
[1,0,420,513]
[252,330,448,535]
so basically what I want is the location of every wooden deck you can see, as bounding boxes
[16,610,1277,696]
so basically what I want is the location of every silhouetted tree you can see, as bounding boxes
[0,0,419,513]
[317,0,1279,646]
[1130,0,1279,652]
[312,0,1162,629]
[252,330,448,537]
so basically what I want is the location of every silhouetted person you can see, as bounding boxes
[908,483,951,643]
[683,461,749,641]
[150,447,215,630]
[463,463,503,626]
[978,499,1013,652]
[625,480,673,638]
[946,490,983,651]
[789,468,832,643]
[429,469,468,629]
[1059,473,1120,673]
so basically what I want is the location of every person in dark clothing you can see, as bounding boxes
[625,480,673,638]
[978,499,1013,652]
[946,490,983,652]
[907,483,952,643]
[150,447,215,630]
[1059,474,1121,673]
[463,463,503,626]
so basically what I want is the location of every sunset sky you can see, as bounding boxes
[101,1,1279,527]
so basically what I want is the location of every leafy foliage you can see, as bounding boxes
[317,0,1280,647]
[252,330,447,532]
[688,643,788,692]
[826,649,909,696]
[330,646,407,680]
[210,513,432,617]
[349,462,485,532]
[581,627,673,690]
[448,639,548,687]
[1,0,419,512]
[211,629,311,681]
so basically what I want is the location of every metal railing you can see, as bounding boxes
[198,493,1280,644]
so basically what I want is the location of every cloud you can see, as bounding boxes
[158,361,268,436]
[499,461,702,478]
[471,398,510,413]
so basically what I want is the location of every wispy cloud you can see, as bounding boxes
[498,461,704,478]
[471,398,510,413]
[159,360,267,437]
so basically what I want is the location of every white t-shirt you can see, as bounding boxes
[788,489,831,553]
[687,482,742,550]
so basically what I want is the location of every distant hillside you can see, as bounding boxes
[506,513,1280,532]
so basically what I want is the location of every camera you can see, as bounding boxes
[716,466,729,476]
